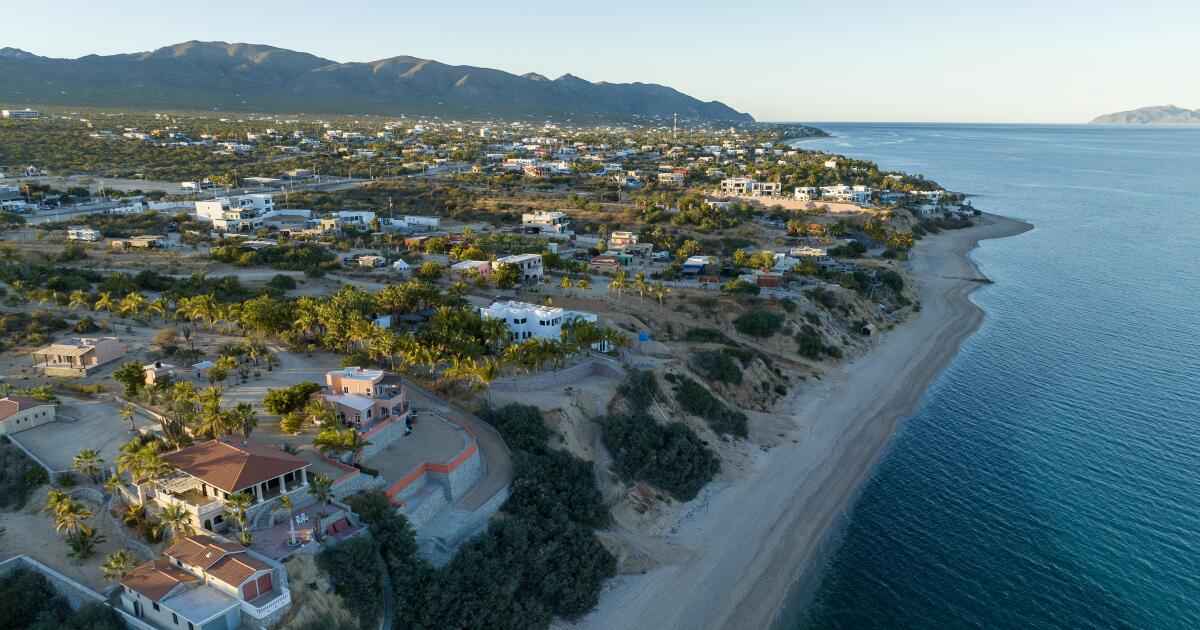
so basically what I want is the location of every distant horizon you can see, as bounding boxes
[6,0,1200,124]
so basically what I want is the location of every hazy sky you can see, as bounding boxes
[7,0,1199,123]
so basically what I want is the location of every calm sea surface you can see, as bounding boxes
[789,124,1200,629]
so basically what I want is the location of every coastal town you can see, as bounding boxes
[0,105,991,630]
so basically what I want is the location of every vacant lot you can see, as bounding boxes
[9,397,155,472]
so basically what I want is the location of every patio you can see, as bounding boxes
[249,503,363,560]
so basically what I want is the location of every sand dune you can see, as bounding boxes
[572,213,1032,630]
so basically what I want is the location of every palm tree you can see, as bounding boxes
[307,474,334,543]
[54,500,93,537]
[117,292,148,318]
[303,398,336,428]
[72,448,104,483]
[224,491,253,546]
[67,289,91,311]
[481,316,509,355]
[148,297,170,320]
[272,495,297,546]
[197,387,225,437]
[103,473,125,498]
[230,402,257,438]
[42,490,72,519]
[101,550,136,581]
[93,291,115,313]
[244,338,266,368]
[66,526,106,560]
[119,405,136,432]
[154,503,196,542]
[608,271,628,301]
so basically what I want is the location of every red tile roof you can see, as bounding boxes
[120,558,196,602]
[163,438,307,493]
[165,535,269,588]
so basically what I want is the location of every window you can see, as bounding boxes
[172,612,178,624]
[152,602,159,611]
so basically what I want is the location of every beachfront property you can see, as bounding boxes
[521,210,569,234]
[0,395,56,436]
[493,253,544,282]
[66,226,101,241]
[317,366,411,429]
[30,335,125,376]
[119,534,291,629]
[819,185,873,205]
[195,195,268,232]
[147,437,311,533]
[481,300,598,343]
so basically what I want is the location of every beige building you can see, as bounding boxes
[31,336,125,376]
[0,396,55,435]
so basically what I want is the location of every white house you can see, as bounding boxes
[657,172,685,186]
[794,187,819,202]
[334,211,375,227]
[195,197,265,232]
[481,301,598,343]
[521,211,569,234]
[67,227,101,241]
[493,253,544,282]
[1,108,39,119]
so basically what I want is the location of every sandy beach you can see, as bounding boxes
[573,212,1033,630]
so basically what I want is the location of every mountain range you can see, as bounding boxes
[0,41,753,122]
[1089,105,1200,125]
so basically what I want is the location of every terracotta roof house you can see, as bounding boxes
[119,534,291,629]
[0,395,55,436]
[319,366,411,430]
[149,438,310,533]
[30,335,124,376]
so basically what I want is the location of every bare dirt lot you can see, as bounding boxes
[8,396,155,472]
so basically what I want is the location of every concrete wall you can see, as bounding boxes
[490,359,626,392]
[0,403,55,436]
[360,419,405,460]
[436,447,483,501]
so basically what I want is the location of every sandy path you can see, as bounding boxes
[572,213,1032,630]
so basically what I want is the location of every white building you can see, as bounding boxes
[493,253,544,282]
[657,172,685,186]
[481,300,597,343]
[1,108,39,119]
[720,177,781,197]
[794,186,819,202]
[334,210,376,227]
[195,195,270,232]
[521,210,569,234]
[67,227,101,242]
[609,231,638,247]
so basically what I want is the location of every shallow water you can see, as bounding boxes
[789,124,1200,629]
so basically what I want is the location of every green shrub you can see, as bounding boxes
[672,377,748,438]
[684,327,734,345]
[263,381,322,415]
[319,535,384,629]
[481,404,551,453]
[0,439,46,509]
[733,312,783,338]
[720,279,760,295]
[693,350,743,384]
[599,411,720,501]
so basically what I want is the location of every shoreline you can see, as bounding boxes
[573,211,1033,630]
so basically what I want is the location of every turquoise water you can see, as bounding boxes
[791,124,1200,629]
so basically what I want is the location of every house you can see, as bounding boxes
[111,235,166,250]
[588,255,622,272]
[493,253,544,282]
[608,231,638,247]
[66,226,101,241]
[31,336,125,376]
[0,396,55,436]
[398,215,440,232]
[719,177,781,197]
[357,255,385,268]
[334,211,375,228]
[144,361,176,386]
[521,211,569,234]
[450,260,491,279]
[152,438,310,533]
[119,534,290,630]
[657,172,685,186]
[481,301,599,344]
[318,367,411,429]
[195,197,264,232]
[681,255,714,276]
[794,187,819,202]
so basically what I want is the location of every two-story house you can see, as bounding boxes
[318,367,411,429]
[119,534,290,630]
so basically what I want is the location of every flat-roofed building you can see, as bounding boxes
[493,253,544,282]
[31,336,124,376]
[0,396,55,436]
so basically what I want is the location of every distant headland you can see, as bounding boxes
[1089,105,1200,125]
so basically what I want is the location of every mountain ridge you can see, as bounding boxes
[1089,105,1200,125]
[0,41,753,121]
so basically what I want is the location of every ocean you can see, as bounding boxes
[788,124,1200,629]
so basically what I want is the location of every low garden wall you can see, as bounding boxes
[490,359,626,392]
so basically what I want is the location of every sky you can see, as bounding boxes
[6,0,1200,123]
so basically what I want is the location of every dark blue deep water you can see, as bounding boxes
[790,124,1200,629]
